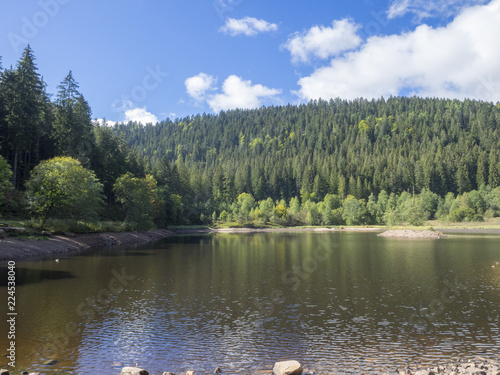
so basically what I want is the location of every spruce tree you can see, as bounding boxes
[6,46,48,188]
[53,71,93,166]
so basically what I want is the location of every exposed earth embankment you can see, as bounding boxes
[0,229,174,262]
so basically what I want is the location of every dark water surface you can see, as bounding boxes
[1,232,500,374]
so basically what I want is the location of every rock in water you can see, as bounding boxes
[273,361,303,375]
[120,367,149,375]
[42,359,58,365]
[185,372,195,375]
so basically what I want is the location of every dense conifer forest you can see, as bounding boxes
[2,46,500,230]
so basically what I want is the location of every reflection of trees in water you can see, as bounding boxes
[0,267,75,287]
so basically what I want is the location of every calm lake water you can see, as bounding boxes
[1,231,500,374]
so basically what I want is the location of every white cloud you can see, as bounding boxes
[185,73,281,112]
[124,107,159,124]
[208,75,281,112]
[387,0,488,20]
[219,17,278,36]
[284,19,362,63]
[185,73,217,101]
[296,0,500,103]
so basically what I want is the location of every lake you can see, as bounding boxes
[1,231,500,374]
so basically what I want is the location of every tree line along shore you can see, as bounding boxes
[2,47,500,232]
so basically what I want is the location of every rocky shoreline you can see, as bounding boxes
[3,357,500,375]
[398,357,500,375]
[117,357,500,375]
[0,229,174,262]
[378,229,448,239]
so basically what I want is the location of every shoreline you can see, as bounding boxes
[2,225,500,263]
[0,229,174,263]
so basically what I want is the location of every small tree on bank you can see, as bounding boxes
[26,156,103,228]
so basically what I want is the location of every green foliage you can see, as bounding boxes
[303,200,320,225]
[219,210,229,221]
[402,197,428,226]
[383,208,403,226]
[0,155,13,205]
[113,98,500,207]
[436,192,456,220]
[448,192,483,222]
[342,195,368,225]
[233,193,256,222]
[258,197,274,222]
[1,46,53,189]
[419,189,439,219]
[25,156,103,228]
[113,173,159,230]
[52,71,94,166]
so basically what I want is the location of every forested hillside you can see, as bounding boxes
[114,98,500,201]
[2,46,500,230]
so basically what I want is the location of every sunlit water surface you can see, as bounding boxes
[1,232,500,374]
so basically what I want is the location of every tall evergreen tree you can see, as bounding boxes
[53,71,93,166]
[4,46,49,188]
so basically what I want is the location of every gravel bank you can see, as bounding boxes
[378,229,448,239]
[0,229,174,262]
[398,357,500,374]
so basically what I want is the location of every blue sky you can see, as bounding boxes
[1,0,499,124]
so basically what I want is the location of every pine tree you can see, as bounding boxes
[53,71,93,165]
[5,46,48,188]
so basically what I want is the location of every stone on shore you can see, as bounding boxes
[120,367,149,375]
[0,369,10,375]
[273,360,303,375]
